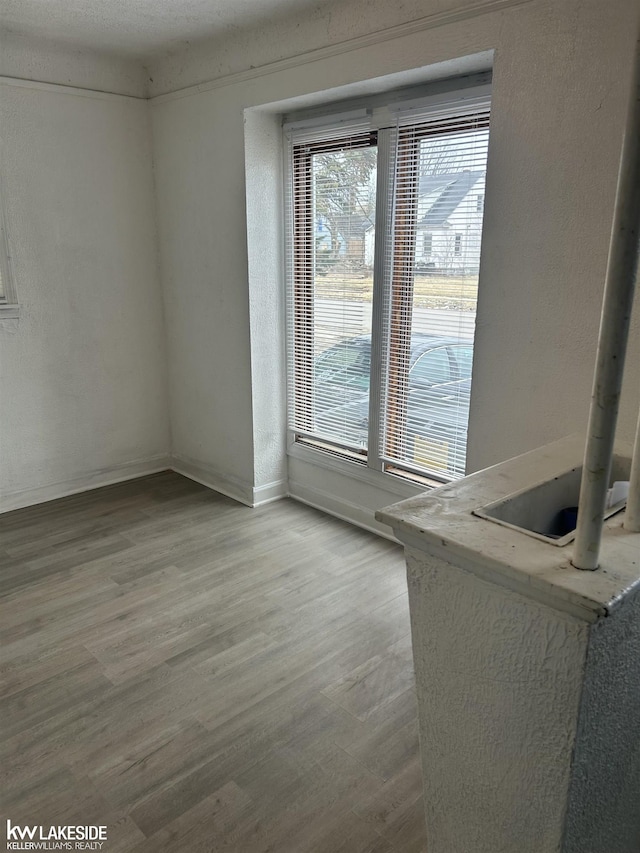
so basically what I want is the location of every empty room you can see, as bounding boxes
[1,1,639,851]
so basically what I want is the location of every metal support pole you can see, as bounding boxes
[572,31,640,570]
[624,411,640,532]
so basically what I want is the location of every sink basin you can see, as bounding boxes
[472,454,631,546]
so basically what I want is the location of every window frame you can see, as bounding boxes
[0,183,18,317]
[284,81,491,488]
[289,129,378,442]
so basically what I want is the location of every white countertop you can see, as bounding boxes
[376,434,640,623]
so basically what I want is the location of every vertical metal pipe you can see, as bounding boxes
[624,411,640,532]
[572,31,640,570]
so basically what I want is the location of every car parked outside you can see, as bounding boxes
[312,333,472,477]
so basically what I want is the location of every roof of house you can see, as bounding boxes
[418,170,483,227]
[327,169,483,240]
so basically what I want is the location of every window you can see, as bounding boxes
[0,185,17,315]
[285,85,490,482]
[288,128,377,454]
[410,348,451,386]
[451,344,474,379]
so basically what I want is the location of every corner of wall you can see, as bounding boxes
[244,107,288,497]
[0,30,149,98]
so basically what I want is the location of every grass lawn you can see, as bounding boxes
[315,272,478,311]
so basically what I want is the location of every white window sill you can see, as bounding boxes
[0,303,20,318]
[287,436,438,499]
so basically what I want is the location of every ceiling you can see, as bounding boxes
[1,0,334,59]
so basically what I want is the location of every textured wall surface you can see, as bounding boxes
[0,82,170,508]
[146,0,517,97]
[150,91,255,496]
[0,30,148,97]
[470,0,640,471]
[404,546,589,853]
[150,0,640,517]
[564,588,640,853]
[244,109,287,496]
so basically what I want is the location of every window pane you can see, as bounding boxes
[409,347,451,386]
[382,117,489,480]
[289,136,377,453]
[450,344,474,379]
[286,96,490,486]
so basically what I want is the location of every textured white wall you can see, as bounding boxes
[150,0,640,509]
[146,0,517,97]
[150,92,256,498]
[564,588,640,853]
[472,0,640,471]
[244,109,287,498]
[0,81,170,510]
[0,30,148,98]
[381,433,640,850]
[405,547,589,852]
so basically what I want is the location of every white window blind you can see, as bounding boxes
[0,207,5,301]
[285,87,491,483]
[380,103,490,479]
[285,118,378,456]
[0,185,15,308]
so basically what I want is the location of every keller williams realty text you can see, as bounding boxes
[6,821,107,850]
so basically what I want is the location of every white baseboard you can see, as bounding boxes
[288,479,398,543]
[1,457,395,542]
[252,479,288,506]
[0,455,172,514]
[170,454,254,507]
[0,453,287,516]
[173,461,287,508]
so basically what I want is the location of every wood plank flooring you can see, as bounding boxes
[0,472,426,852]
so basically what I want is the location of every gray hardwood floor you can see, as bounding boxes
[0,472,426,852]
